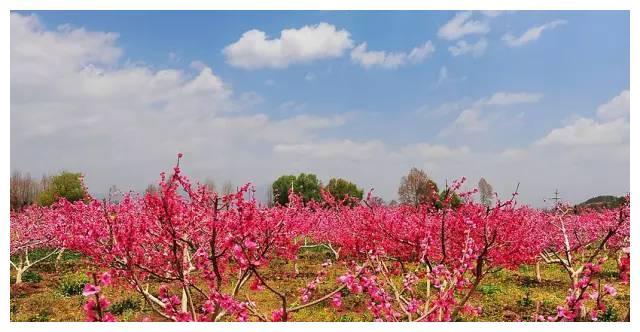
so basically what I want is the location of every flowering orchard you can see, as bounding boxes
[10,155,630,322]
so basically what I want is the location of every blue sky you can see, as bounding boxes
[10,11,630,205]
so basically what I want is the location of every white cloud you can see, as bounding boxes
[223,22,353,69]
[10,13,629,207]
[439,108,489,136]
[274,140,385,161]
[437,91,543,136]
[492,90,629,204]
[502,20,567,47]
[534,118,628,148]
[408,41,437,62]
[11,13,351,197]
[448,39,488,57]
[438,11,490,40]
[11,13,121,84]
[416,99,470,118]
[350,41,435,69]
[401,143,471,160]
[534,90,630,149]
[596,90,629,121]
[484,92,543,106]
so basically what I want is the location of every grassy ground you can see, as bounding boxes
[9,247,630,322]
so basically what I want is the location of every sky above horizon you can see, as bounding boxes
[10,11,630,206]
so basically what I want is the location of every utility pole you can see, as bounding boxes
[544,189,561,209]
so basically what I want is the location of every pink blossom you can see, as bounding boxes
[99,272,112,286]
[331,293,342,309]
[82,284,101,297]
[243,238,258,250]
[604,284,617,297]
[271,308,284,322]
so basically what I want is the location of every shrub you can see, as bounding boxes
[59,275,88,297]
[109,297,141,315]
[336,315,355,322]
[517,290,534,308]
[28,310,51,322]
[598,306,618,322]
[22,270,43,283]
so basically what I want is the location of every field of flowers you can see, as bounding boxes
[10,154,630,322]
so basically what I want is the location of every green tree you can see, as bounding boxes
[272,173,322,205]
[37,171,85,206]
[272,175,296,206]
[435,189,462,210]
[325,178,363,205]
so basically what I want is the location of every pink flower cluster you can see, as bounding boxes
[82,272,116,322]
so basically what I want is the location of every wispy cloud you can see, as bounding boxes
[438,11,490,40]
[448,38,488,57]
[437,92,543,136]
[502,20,567,47]
[350,41,435,69]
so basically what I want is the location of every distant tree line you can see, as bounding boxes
[577,195,627,210]
[271,174,365,207]
[25,166,623,213]
[270,167,468,209]
[10,171,85,211]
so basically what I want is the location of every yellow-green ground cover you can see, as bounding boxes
[10,248,629,322]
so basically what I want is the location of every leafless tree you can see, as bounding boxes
[203,178,216,193]
[397,167,439,206]
[265,182,274,207]
[222,181,234,195]
[10,171,47,211]
[145,184,159,194]
[108,185,122,204]
[478,177,494,207]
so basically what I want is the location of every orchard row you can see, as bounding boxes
[10,154,630,322]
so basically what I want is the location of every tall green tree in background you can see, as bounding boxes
[325,178,363,205]
[272,173,322,205]
[272,175,296,206]
[37,171,85,206]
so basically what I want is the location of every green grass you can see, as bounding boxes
[58,273,89,297]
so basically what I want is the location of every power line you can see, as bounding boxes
[544,188,561,208]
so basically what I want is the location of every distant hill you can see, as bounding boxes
[578,195,626,209]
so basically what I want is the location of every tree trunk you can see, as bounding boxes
[181,288,188,313]
[535,261,542,283]
[55,248,66,271]
[15,268,24,285]
[571,272,579,286]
